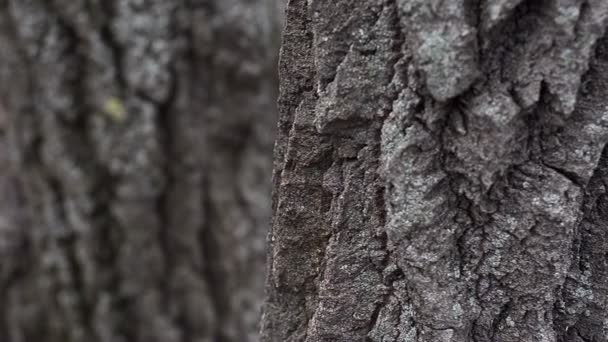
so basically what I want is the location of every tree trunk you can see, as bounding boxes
[0,1,279,341]
[262,1,608,341]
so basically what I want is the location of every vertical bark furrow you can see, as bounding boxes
[555,35,608,342]
[0,0,279,341]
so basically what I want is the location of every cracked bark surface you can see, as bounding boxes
[0,1,279,341]
[262,0,608,341]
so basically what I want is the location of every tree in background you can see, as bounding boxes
[263,1,608,341]
[0,0,280,341]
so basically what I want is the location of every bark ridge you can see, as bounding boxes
[263,1,608,341]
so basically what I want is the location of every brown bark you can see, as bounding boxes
[263,1,608,341]
[0,1,279,341]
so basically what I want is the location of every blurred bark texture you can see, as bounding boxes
[262,1,608,341]
[0,0,279,341]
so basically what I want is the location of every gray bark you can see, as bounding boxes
[0,1,279,341]
[262,0,608,341]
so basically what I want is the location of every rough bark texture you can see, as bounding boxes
[0,1,279,341]
[263,0,608,341]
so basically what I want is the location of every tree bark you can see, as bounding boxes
[262,0,608,341]
[0,1,279,341]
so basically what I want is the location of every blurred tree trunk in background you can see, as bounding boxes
[0,0,279,341]
[262,1,608,341]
